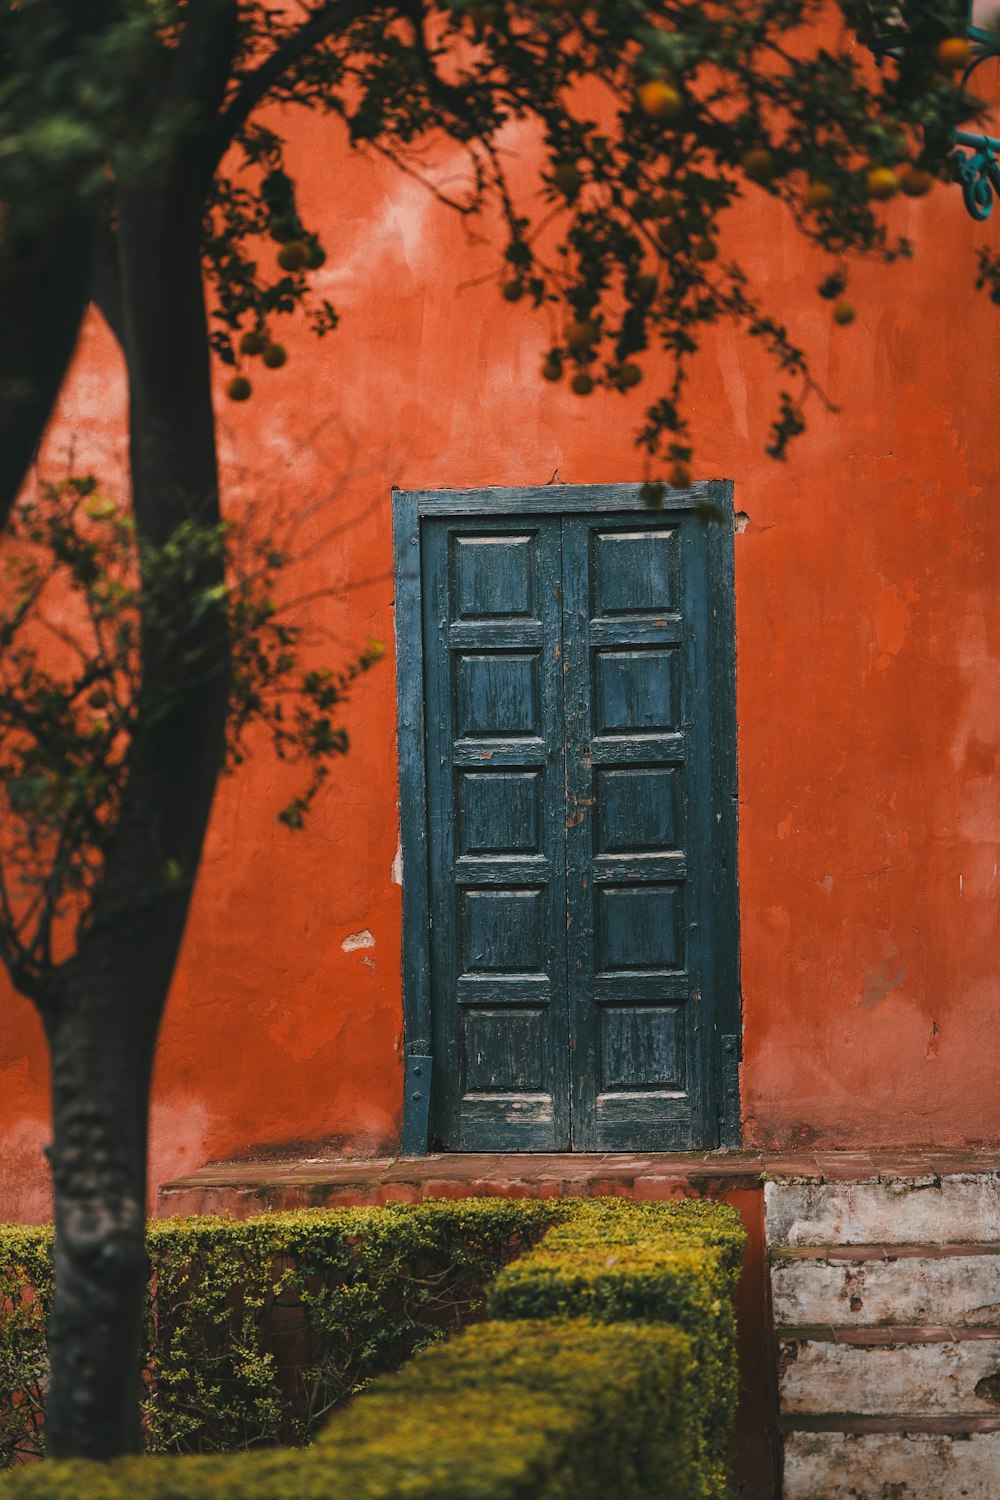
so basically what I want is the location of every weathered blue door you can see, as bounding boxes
[394,484,738,1153]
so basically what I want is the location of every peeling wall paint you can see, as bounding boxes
[1,104,998,1216]
[341,930,375,953]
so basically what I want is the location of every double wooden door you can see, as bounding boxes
[395,485,738,1153]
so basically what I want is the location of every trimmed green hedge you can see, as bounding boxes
[0,1199,557,1464]
[0,1318,703,1500]
[0,1196,747,1500]
[488,1198,746,1498]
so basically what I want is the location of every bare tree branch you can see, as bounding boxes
[0,224,95,528]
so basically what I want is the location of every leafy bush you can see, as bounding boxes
[0,1196,746,1499]
[487,1198,746,1497]
[0,1318,704,1500]
[0,1198,557,1464]
[0,1227,53,1466]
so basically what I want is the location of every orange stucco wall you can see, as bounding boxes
[2,102,998,1220]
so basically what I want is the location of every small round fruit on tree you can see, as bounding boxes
[693,238,718,262]
[502,278,525,302]
[269,217,298,243]
[832,298,856,325]
[741,148,775,183]
[637,79,683,122]
[88,686,110,709]
[552,161,583,196]
[804,180,837,209]
[657,220,685,251]
[541,355,564,382]
[277,241,309,272]
[648,193,679,219]
[240,330,267,356]
[898,165,934,197]
[226,375,253,401]
[620,362,643,387]
[565,318,598,352]
[866,167,899,201]
[262,343,288,368]
[305,240,327,269]
[935,36,973,71]
[571,371,595,396]
[668,461,692,488]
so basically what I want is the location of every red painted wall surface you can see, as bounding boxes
[2,100,998,1220]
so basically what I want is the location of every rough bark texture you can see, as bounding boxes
[0,0,289,1460]
[42,134,234,1463]
[43,991,154,1458]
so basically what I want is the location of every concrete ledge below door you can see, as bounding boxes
[158,1149,771,1215]
[157,1148,1000,1218]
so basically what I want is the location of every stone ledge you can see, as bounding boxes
[783,1428,1000,1500]
[778,1336,1000,1418]
[157,1150,770,1214]
[159,1147,1000,1202]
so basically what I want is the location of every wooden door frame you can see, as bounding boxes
[392,481,740,1154]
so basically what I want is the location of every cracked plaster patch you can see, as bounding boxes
[341,930,375,953]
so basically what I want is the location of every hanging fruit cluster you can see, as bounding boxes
[210,0,985,478]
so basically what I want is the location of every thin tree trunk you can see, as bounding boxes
[32,2,240,1458]
[43,161,231,1458]
[43,985,154,1459]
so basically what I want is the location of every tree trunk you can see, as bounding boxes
[43,984,154,1459]
[42,158,231,1458]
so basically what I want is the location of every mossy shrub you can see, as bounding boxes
[0,1196,745,1499]
[0,1318,706,1500]
[0,1198,557,1463]
[487,1198,746,1497]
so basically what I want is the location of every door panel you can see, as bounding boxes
[562,514,707,1150]
[422,518,569,1150]
[419,502,722,1152]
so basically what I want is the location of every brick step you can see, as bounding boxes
[764,1173,1000,1248]
[783,1413,1000,1434]
[782,1429,1000,1500]
[777,1327,1000,1418]
[770,1243,1000,1328]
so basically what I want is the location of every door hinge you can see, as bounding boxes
[401,1054,432,1156]
[718,1034,740,1148]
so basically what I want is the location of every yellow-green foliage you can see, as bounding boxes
[1,1319,703,1500]
[487,1198,746,1497]
[0,1199,557,1465]
[0,1226,53,1466]
[0,1197,746,1500]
